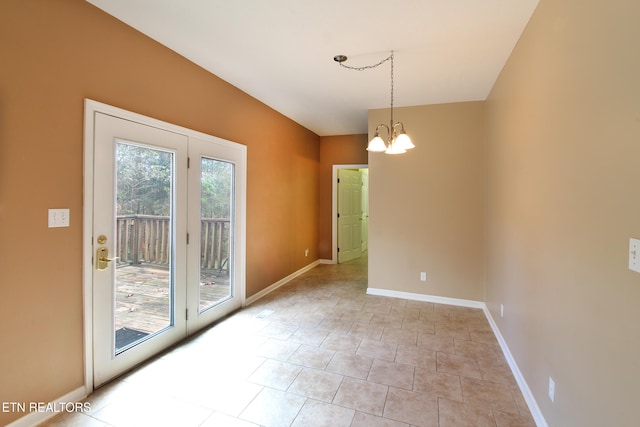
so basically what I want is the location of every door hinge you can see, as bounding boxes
[186,308,189,320]
[338,247,340,252]
[187,233,190,244]
[187,157,190,168]
[337,178,340,183]
[337,213,340,218]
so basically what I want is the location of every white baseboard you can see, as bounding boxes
[6,386,88,427]
[482,307,549,427]
[318,258,334,265]
[366,287,548,427]
[366,287,486,309]
[244,260,322,306]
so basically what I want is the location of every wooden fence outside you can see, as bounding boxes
[116,215,230,273]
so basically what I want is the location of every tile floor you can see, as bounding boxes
[42,256,536,427]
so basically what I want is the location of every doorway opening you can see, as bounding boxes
[332,165,368,264]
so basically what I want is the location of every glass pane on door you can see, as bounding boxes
[199,157,234,312]
[114,142,175,353]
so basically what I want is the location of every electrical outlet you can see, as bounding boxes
[548,377,555,402]
[420,272,427,281]
[500,304,504,318]
[629,238,640,273]
[305,248,309,257]
[48,209,70,228]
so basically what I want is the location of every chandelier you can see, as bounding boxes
[334,51,415,154]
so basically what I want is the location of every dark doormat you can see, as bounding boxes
[115,327,149,350]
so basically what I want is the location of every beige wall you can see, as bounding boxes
[0,1,319,424]
[318,135,369,259]
[368,102,486,301]
[485,0,640,425]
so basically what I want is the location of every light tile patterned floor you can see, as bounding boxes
[42,256,536,427]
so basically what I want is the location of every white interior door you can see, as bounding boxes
[338,169,362,263]
[92,112,188,387]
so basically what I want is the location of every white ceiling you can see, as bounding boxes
[86,0,539,136]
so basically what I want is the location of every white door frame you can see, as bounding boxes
[331,164,368,264]
[83,99,246,393]
[361,168,369,253]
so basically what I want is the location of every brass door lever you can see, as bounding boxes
[96,247,118,270]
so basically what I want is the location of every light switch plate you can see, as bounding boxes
[630,238,640,273]
[48,209,70,228]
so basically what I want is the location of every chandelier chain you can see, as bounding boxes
[335,51,396,128]
[335,50,413,154]
[337,53,393,71]
[390,51,394,128]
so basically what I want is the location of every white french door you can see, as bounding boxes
[92,112,188,387]
[85,101,246,388]
[187,136,245,333]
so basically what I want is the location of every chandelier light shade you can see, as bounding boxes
[335,50,414,155]
[367,129,388,152]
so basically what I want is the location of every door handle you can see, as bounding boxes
[96,247,118,270]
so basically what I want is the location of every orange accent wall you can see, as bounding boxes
[318,135,369,259]
[0,1,320,423]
